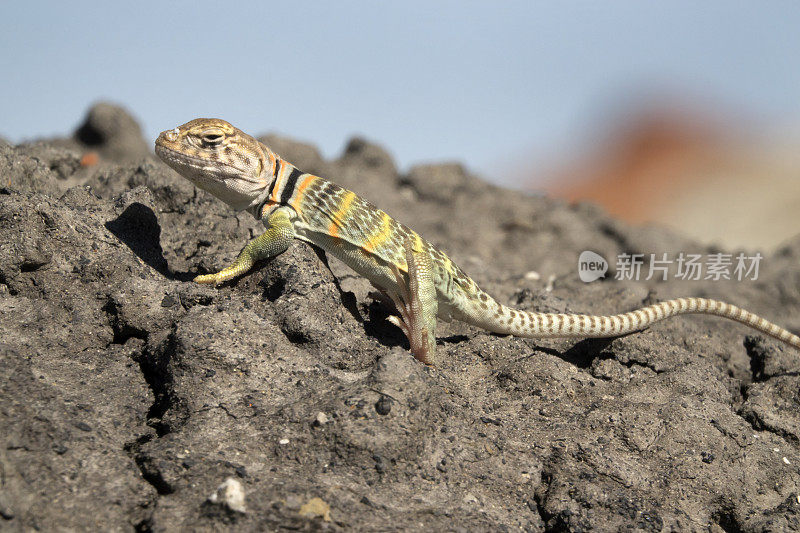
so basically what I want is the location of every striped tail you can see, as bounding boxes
[465,296,800,350]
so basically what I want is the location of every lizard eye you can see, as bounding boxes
[201,132,224,147]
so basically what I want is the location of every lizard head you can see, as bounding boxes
[155,118,274,212]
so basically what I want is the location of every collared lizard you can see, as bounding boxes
[155,118,800,364]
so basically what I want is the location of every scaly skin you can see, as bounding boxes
[155,118,800,364]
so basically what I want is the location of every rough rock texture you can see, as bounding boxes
[2,103,800,531]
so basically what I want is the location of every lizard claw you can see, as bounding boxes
[387,314,407,335]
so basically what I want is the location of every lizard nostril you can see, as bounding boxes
[164,128,178,141]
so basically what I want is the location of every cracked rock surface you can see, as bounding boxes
[2,103,800,531]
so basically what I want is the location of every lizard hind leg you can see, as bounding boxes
[386,239,439,365]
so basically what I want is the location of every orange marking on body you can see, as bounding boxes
[267,151,278,175]
[328,191,356,238]
[291,174,317,211]
[258,200,278,219]
[362,212,393,253]
[270,160,287,204]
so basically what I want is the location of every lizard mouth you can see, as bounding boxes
[155,144,221,169]
[155,144,244,181]
[155,144,264,187]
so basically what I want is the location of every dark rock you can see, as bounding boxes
[339,136,397,176]
[74,102,149,161]
[1,107,799,530]
[402,162,483,203]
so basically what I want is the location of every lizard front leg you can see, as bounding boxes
[195,207,295,284]
[387,239,439,365]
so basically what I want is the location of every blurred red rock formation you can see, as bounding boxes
[536,101,800,249]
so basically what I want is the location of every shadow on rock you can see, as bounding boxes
[534,336,617,369]
[105,202,193,281]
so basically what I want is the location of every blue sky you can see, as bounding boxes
[2,1,799,183]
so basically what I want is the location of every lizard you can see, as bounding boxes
[155,118,800,365]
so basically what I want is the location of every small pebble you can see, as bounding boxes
[279,438,290,445]
[207,477,246,513]
[0,493,14,520]
[53,443,68,455]
[299,497,331,522]
[375,396,392,415]
[313,412,329,427]
[463,493,479,505]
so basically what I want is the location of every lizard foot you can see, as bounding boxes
[193,266,245,285]
[386,239,438,365]
[194,273,223,284]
